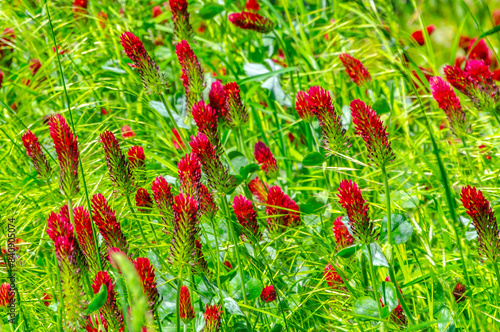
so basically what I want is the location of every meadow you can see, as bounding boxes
[1,0,500,331]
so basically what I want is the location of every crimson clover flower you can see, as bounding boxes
[134,257,160,311]
[176,40,205,113]
[254,141,278,177]
[332,216,354,249]
[169,0,193,42]
[453,282,467,303]
[468,38,491,65]
[0,283,13,308]
[260,285,276,302]
[135,188,154,213]
[171,193,199,267]
[85,313,108,332]
[49,114,80,198]
[172,128,186,150]
[152,176,175,227]
[21,130,52,179]
[128,146,146,186]
[223,261,233,270]
[120,32,168,94]
[209,81,228,118]
[100,131,134,195]
[339,53,371,87]
[248,177,270,204]
[265,186,301,233]
[73,206,100,275]
[411,25,435,45]
[229,12,274,33]
[223,82,247,128]
[324,263,344,288]
[295,90,316,123]
[430,76,470,137]
[73,0,88,17]
[91,193,128,254]
[0,71,3,89]
[98,12,108,29]
[178,153,202,198]
[245,0,260,11]
[121,125,136,139]
[199,184,218,218]
[204,304,222,332]
[381,277,407,328]
[91,271,124,330]
[337,180,374,243]
[192,101,220,149]
[233,195,261,241]
[179,285,195,324]
[460,186,500,261]
[350,99,394,167]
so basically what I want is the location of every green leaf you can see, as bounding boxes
[245,278,263,300]
[372,97,391,115]
[239,163,260,178]
[224,297,245,316]
[353,296,380,320]
[335,244,359,258]
[271,324,283,332]
[302,152,325,166]
[362,243,389,267]
[437,307,455,332]
[380,214,413,245]
[378,282,398,313]
[299,197,326,214]
[84,285,108,315]
[198,3,225,20]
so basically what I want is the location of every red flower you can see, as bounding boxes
[453,282,467,303]
[98,12,108,29]
[91,193,128,253]
[42,293,52,306]
[332,216,353,249]
[223,82,247,127]
[179,285,195,323]
[178,153,202,197]
[74,206,99,274]
[223,261,233,270]
[199,184,218,218]
[128,146,146,185]
[0,283,13,307]
[479,144,492,160]
[192,101,220,148]
[323,263,343,287]
[176,40,205,113]
[295,90,316,123]
[248,177,270,203]
[265,186,301,233]
[254,142,278,176]
[171,193,199,266]
[29,59,41,76]
[204,304,222,332]
[49,114,80,198]
[350,99,394,167]
[381,277,407,328]
[260,285,276,302]
[339,53,371,87]
[411,25,435,46]
[233,195,261,241]
[0,28,15,59]
[135,188,154,213]
[152,5,162,18]
[245,0,260,12]
[468,38,491,65]
[0,71,3,89]
[172,128,186,150]
[91,271,123,330]
[337,180,373,243]
[152,176,175,226]
[461,186,499,261]
[85,313,108,332]
[121,125,136,138]
[134,257,160,311]
[229,12,274,33]
[209,80,228,118]
[100,131,134,195]
[73,0,88,16]
[21,130,52,178]
[169,0,192,41]
[494,9,500,26]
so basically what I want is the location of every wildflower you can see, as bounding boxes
[332,216,354,249]
[152,5,163,18]
[324,263,344,287]
[223,82,247,127]
[295,90,316,123]
[233,195,261,241]
[192,101,220,148]
[199,184,218,218]
[229,12,274,33]
[91,193,129,253]
[176,40,205,113]
[128,146,146,186]
[172,128,186,150]
[381,277,407,328]
[92,271,124,330]
[100,131,134,195]
[453,282,467,303]
[120,32,168,94]
[0,283,12,308]
[49,114,80,198]
[260,285,276,302]
[178,153,202,197]
[339,54,371,87]
[479,144,492,160]
[74,206,100,274]
[411,25,435,45]
[254,142,278,177]
[121,125,136,138]
[0,71,3,88]
[461,186,500,261]
[223,261,233,270]
[204,304,222,332]
[494,9,500,26]
[169,0,193,41]
[107,247,129,270]
[248,177,270,203]
[179,286,195,324]
[152,176,175,227]
[73,0,88,17]
[350,99,394,167]
[468,38,491,65]
[98,12,108,29]
[21,130,52,178]
[0,28,15,59]
[135,188,154,213]
[337,180,374,243]
[171,193,199,267]
[190,133,236,193]
[246,0,260,12]
[42,293,52,306]
[209,81,228,118]
[85,313,108,332]
[265,186,301,233]
[134,257,160,311]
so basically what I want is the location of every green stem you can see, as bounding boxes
[209,217,225,304]
[160,93,189,153]
[366,245,384,319]
[125,193,149,245]
[381,165,392,246]
[176,268,183,332]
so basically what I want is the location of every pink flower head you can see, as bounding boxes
[223,261,233,270]
[176,40,205,113]
[179,285,195,324]
[152,5,163,18]
[91,194,128,253]
[245,0,260,12]
[169,0,193,41]
[223,82,247,127]
[265,186,300,233]
[429,76,469,137]
[229,12,274,33]
[171,193,199,266]
[199,184,218,218]
[339,53,371,87]
[350,99,394,167]
[461,186,499,261]
[100,131,134,195]
[332,216,354,249]
[468,38,491,65]
[0,283,13,308]
[248,177,270,203]
[85,314,108,332]
[233,195,261,241]
[411,25,435,46]
[120,32,168,94]
[254,142,278,177]
[178,153,202,197]
[49,114,80,198]
[91,271,123,330]
[29,59,41,76]
[98,12,108,29]
[121,125,136,138]
[134,257,160,311]
[453,282,467,303]
[135,188,154,213]
[73,0,88,17]
[0,71,3,88]
[209,81,228,118]
[21,130,52,178]
[74,206,100,274]
[152,176,175,226]
[295,90,316,123]
[192,101,220,148]
[204,304,222,332]
[324,263,343,287]
[381,277,407,327]
[42,293,52,306]
[128,146,146,185]
[260,285,276,302]
[337,180,373,243]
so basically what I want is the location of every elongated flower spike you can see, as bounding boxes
[190,133,236,194]
[74,206,100,275]
[295,90,316,123]
[204,304,222,332]
[49,114,80,198]
[100,131,134,195]
[324,264,344,288]
[209,81,228,118]
[136,188,154,213]
[128,146,146,186]
[411,25,435,46]
[178,153,202,198]
[179,285,195,324]
[337,180,374,244]
[171,193,199,267]
[22,130,52,179]
[461,186,500,261]
[192,101,220,149]
[260,285,277,302]
[265,186,301,233]
[176,40,205,113]
[169,0,193,42]
[91,271,124,330]
[233,195,261,241]
[254,142,278,177]
[120,32,168,95]
[429,76,470,137]
[248,177,270,203]
[199,184,218,218]
[339,53,371,87]
[85,313,108,332]
[224,82,248,127]
[229,12,274,33]
[73,0,88,17]
[91,193,128,254]
[332,216,354,249]
[152,176,175,227]
[350,99,394,167]
[0,283,12,308]
[453,282,467,303]
[134,257,160,311]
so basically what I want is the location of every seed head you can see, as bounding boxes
[135,188,154,213]
[248,177,270,203]
[100,131,134,195]
[91,193,128,253]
